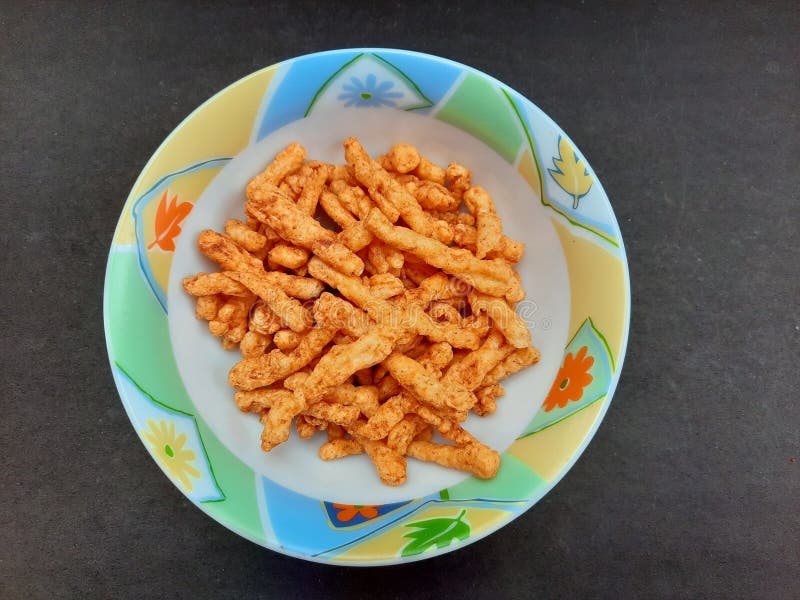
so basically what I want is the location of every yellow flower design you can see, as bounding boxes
[142,419,201,492]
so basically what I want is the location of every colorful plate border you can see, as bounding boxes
[103,48,630,565]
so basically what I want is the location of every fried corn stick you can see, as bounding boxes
[353,393,414,440]
[387,414,429,455]
[384,352,476,411]
[296,163,328,215]
[412,156,446,185]
[225,271,312,333]
[196,231,324,299]
[195,294,224,320]
[441,329,513,391]
[473,384,505,416]
[312,292,372,338]
[319,438,363,460]
[308,257,480,349]
[446,162,471,202]
[225,219,267,253]
[481,345,541,387]
[463,186,503,259]
[387,143,420,173]
[228,326,337,391]
[412,181,459,212]
[246,183,364,277]
[452,224,525,264]
[353,435,407,486]
[273,329,302,352]
[249,302,282,335]
[364,208,513,297]
[249,142,306,187]
[260,327,399,449]
[344,137,453,244]
[268,243,309,270]
[319,190,358,229]
[407,440,500,479]
[468,291,531,349]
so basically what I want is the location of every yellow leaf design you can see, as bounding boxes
[548,136,593,209]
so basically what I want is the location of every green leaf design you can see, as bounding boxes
[400,509,470,557]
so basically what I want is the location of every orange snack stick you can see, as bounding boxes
[446,162,471,202]
[245,183,364,277]
[412,156,446,185]
[387,143,421,174]
[407,440,500,479]
[412,181,459,212]
[273,329,302,352]
[320,190,358,229]
[364,208,513,297]
[481,345,541,387]
[249,142,306,187]
[384,351,476,411]
[368,273,405,299]
[353,393,414,440]
[442,329,513,392]
[319,438,363,460]
[463,186,503,259]
[249,301,283,335]
[226,271,312,333]
[240,330,271,358]
[268,243,310,270]
[228,326,337,391]
[387,414,429,455]
[473,384,505,416]
[225,219,267,253]
[194,294,224,320]
[344,137,452,243]
[353,435,407,486]
[468,291,531,349]
[296,163,329,215]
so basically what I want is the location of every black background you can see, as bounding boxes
[2,1,798,598]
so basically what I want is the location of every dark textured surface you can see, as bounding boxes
[2,1,798,598]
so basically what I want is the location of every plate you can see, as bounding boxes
[104,48,630,565]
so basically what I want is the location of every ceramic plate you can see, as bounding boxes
[104,49,630,565]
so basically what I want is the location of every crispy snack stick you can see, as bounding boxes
[319,438,363,460]
[268,243,309,270]
[330,180,373,218]
[308,257,480,349]
[195,294,224,320]
[407,440,500,479]
[368,273,405,299]
[473,384,505,416]
[196,231,324,299]
[467,292,531,349]
[463,186,503,259]
[384,352,476,411]
[240,330,271,358]
[184,272,250,297]
[249,302,283,335]
[442,329,514,391]
[260,326,399,449]
[296,163,329,215]
[353,393,414,440]
[226,271,312,333]
[412,155,446,184]
[273,329,302,352]
[386,414,429,455]
[411,181,459,212]
[452,224,525,264]
[445,162,471,202]
[249,142,306,187]
[229,326,337,391]
[337,221,374,252]
[225,219,267,253]
[235,389,358,426]
[320,190,358,229]
[386,143,420,173]
[363,208,513,297]
[246,183,364,277]
[283,372,381,417]
[480,345,541,387]
[312,292,372,338]
[344,137,453,244]
[353,435,407,486]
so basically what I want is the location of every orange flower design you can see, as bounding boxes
[333,503,379,523]
[543,346,594,412]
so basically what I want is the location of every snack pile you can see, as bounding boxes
[183,138,540,486]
